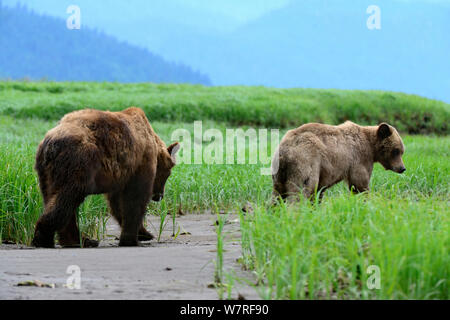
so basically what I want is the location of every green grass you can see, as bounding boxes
[0,81,448,299]
[1,81,449,134]
[240,196,448,299]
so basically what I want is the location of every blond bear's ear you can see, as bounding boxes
[377,123,392,140]
[167,142,180,161]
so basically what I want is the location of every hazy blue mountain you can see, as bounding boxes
[158,0,449,102]
[204,0,450,100]
[0,3,211,84]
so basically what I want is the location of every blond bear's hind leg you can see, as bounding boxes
[284,179,302,203]
[300,163,321,201]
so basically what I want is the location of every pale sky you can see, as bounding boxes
[3,0,292,23]
[176,0,292,22]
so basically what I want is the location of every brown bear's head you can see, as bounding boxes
[374,123,406,174]
[152,142,180,201]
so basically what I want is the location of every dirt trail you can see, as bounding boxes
[0,214,259,300]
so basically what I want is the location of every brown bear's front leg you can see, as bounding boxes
[107,191,123,226]
[118,177,152,247]
[107,191,154,242]
[138,225,154,241]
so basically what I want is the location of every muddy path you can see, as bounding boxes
[0,214,260,300]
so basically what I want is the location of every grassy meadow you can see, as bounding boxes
[0,81,448,299]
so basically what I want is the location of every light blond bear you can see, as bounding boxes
[272,121,406,202]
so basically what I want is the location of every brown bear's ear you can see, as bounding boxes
[377,123,392,140]
[167,142,180,160]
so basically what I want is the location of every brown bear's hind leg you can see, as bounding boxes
[57,213,99,248]
[32,215,56,248]
[32,190,85,248]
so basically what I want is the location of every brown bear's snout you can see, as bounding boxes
[395,166,406,174]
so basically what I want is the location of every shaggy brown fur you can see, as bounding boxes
[272,121,405,202]
[32,107,179,248]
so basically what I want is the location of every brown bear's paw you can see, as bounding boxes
[138,228,154,241]
[119,234,139,247]
[59,238,100,248]
[119,238,139,247]
[83,238,100,248]
[57,230,100,248]
[31,231,55,248]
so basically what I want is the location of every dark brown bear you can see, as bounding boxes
[32,107,179,248]
[272,121,406,202]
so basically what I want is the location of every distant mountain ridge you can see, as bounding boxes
[0,4,211,84]
[1,1,448,103]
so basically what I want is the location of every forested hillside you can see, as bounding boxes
[0,3,211,84]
